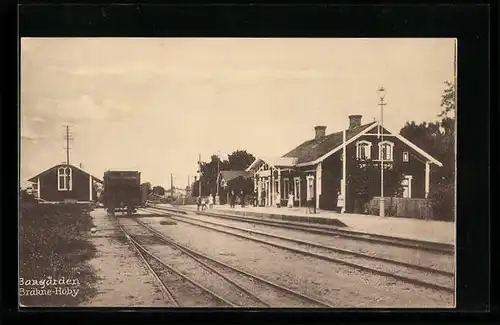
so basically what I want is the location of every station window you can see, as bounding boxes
[356,140,372,160]
[403,151,409,162]
[378,141,394,161]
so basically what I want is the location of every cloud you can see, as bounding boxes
[20,116,46,142]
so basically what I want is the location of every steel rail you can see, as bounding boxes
[145,207,453,276]
[148,205,454,254]
[135,210,335,307]
[142,208,454,294]
[119,222,235,307]
[116,223,179,306]
[131,218,271,307]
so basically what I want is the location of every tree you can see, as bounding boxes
[152,186,165,196]
[429,81,455,221]
[93,181,103,202]
[399,81,455,221]
[227,150,256,171]
[191,150,256,202]
[438,80,455,120]
[346,155,405,214]
[400,121,442,159]
[20,188,37,203]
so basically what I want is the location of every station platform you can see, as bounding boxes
[182,204,455,245]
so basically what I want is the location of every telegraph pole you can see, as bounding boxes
[63,125,73,165]
[170,173,174,198]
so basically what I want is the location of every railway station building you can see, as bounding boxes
[245,115,443,213]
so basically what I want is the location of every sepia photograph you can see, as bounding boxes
[20,38,456,308]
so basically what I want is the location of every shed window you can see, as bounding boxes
[58,167,73,191]
[378,141,394,161]
[356,140,372,160]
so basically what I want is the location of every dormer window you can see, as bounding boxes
[378,141,394,161]
[356,140,372,160]
[58,166,73,191]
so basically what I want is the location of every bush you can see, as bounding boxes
[19,204,98,306]
[429,181,455,221]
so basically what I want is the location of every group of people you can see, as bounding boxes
[196,194,214,211]
[229,190,246,208]
[196,189,345,213]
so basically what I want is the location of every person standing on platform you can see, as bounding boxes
[287,193,294,208]
[275,192,281,208]
[230,190,236,208]
[336,190,344,213]
[208,193,214,210]
[240,190,245,208]
[196,196,202,211]
[201,196,207,211]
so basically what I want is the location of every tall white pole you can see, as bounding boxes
[342,129,346,214]
[216,151,221,205]
[198,153,202,197]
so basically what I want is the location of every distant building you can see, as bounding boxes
[27,164,103,203]
[246,115,443,212]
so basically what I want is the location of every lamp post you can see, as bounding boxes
[216,151,220,205]
[377,86,387,217]
[198,153,202,197]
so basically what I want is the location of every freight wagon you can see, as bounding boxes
[103,170,141,216]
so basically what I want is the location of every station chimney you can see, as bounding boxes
[348,115,363,129]
[314,125,327,139]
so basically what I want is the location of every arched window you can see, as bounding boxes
[356,140,372,160]
[57,167,73,191]
[378,141,394,161]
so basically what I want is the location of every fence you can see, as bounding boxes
[368,197,434,220]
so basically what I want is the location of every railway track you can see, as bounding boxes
[142,206,455,294]
[118,215,334,307]
[150,204,454,255]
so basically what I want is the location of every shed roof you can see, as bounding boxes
[27,164,103,183]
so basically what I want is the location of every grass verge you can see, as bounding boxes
[19,202,99,306]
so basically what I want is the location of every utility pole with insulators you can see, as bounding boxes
[170,173,174,198]
[63,125,74,165]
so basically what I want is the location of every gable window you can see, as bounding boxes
[378,141,394,161]
[356,140,372,160]
[403,151,409,162]
[57,167,73,191]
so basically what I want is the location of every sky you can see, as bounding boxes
[20,38,456,188]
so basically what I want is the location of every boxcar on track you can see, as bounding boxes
[103,170,141,216]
